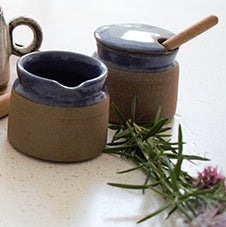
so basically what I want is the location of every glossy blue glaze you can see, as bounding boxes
[15,51,108,107]
[94,24,178,72]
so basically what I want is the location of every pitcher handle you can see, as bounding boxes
[9,16,43,56]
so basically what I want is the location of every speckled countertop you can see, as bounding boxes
[0,0,226,226]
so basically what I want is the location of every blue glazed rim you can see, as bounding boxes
[14,50,108,107]
[94,44,178,72]
[94,24,179,72]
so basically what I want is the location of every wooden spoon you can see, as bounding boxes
[162,15,218,50]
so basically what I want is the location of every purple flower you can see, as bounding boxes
[193,166,225,189]
[190,208,226,227]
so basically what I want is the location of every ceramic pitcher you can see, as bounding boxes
[8,51,109,162]
[0,6,42,88]
[94,24,179,123]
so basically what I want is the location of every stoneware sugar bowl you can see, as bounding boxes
[94,24,179,123]
[8,51,109,162]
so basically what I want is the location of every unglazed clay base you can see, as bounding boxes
[8,89,109,162]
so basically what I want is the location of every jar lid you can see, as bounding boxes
[94,23,175,54]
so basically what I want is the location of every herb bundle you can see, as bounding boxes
[104,95,226,225]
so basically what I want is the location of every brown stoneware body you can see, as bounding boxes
[8,89,109,162]
[8,51,109,162]
[106,63,179,123]
[94,24,180,123]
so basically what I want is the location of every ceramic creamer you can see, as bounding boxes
[94,23,179,122]
[8,51,109,162]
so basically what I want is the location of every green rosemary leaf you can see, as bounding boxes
[146,183,174,199]
[108,182,173,200]
[143,118,169,140]
[159,143,178,153]
[165,158,179,192]
[208,196,226,203]
[112,127,122,142]
[103,149,136,159]
[116,164,145,174]
[164,153,210,161]
[167,142,184,146]
[111,102,126,125]
[154,106,161,124]
[180,181,224,200]
[107,182,150,190]
[158,127,172,133]
[155,135,173,139]
[126,121,140,145]
[137,202,173,224]
[131,94,136,124]
[104,145,135,152]
[108,123,121,130]
[184,201,197,217]
[139,140,155,160]
[104,151,130,159]
[112,128,131,141]
[165,205,177,219]
[174,155,184,180]
[176,203,193,222]
[136,120,154,129]
[147,161,175,195]
[106,141,128,146]
[178,124,183,154]
[214,180,226,192]
[174,125,184,179]
[143,170,151,194]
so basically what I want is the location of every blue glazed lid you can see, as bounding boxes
[94,24,178,72]
[94,23,174,54]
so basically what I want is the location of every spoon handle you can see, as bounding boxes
[162,15,218,50]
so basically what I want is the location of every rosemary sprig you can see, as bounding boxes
[104,95,226,224]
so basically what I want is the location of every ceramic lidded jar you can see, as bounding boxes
[94,24,179,122]
[8,51,109,162]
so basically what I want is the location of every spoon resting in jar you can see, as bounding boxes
[161,15,218,50]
